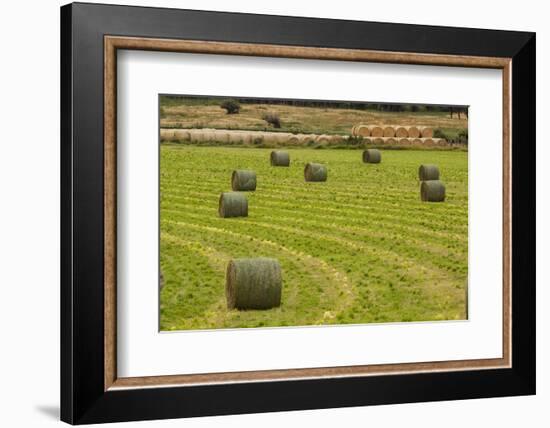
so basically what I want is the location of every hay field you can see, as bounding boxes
[160,145,468,331]
[160,101,468,139]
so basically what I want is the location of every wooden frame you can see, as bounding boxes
[62,2,535,424]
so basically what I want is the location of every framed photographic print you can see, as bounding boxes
[60,2,536,424]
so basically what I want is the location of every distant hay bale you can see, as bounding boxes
[411,138,422,146]
[299,134,315,144]
[270,150,290,166]
[225,258,282,310]
[330,135,345,145]
[315,134,332,145]
[419,126,434,138]
[370,126,384,137]
[287,134,301,144]
[356,125,371,137]
[395,126,408,138]
[383,126,396,137]
[434,138,447,146]
[218,192,248,218]
[421,138,435,146]
[384,137,397,145]
[279,133,293,142]
[189,130,205,142]
[351,125,358,136]
[160,129,176,141]
[421,180,446,202]
[228,132,246,144]
[231,170,257,191]
[407,126,421,138]
[399,138,410,146]
[304,162,328,182]
[419,164,440,181]
[173,129,191,140]
[372,137,384,145]
[202,131,218,142]
[362,149,381,163]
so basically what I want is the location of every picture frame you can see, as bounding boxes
[60,2,535,424]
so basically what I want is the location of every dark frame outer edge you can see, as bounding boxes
[60,2,536,424]
[60,4,74,425]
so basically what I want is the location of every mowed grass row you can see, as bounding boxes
[160,145,468,331]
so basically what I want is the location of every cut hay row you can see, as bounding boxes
[351,124,434,139]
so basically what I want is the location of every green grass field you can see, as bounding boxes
[160,145,468,331]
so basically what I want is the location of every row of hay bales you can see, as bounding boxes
[160,128,332,144]
[351,124,434,139]
[218,165,283,310]
[362,137,446,147]
[160,128,447,147]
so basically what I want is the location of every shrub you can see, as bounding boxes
[433,128,448,139]
[220,99,241,114]
[263,112,281,128]
[458,129,468,145]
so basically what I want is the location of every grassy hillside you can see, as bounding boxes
[160,145,468,331]
[160,99,468,140]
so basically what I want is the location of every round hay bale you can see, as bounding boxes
[219,192,248,218]
[228,132,246,144]
[420,126,434,138]
[383,137,397,145]
[231,170,257,191]
[351,125,358,136]
[356,125,371,137]
[160,129,175,141]
[362,149,381,164]
[372,137,384,145]
[270,150,290,166]
[407,126,421,138]
[411,138,422,146]
[286,134,301,144]
[202,131,218,142]
[420,180,446,202]
[173,130,189,141]
[189,130,205,142]
[331,135,345,144]
[419,164,440,181]
[304,162,327,182]
[399,138,410,146]
[315,134,331,144]
[383,126,396,137]
[421,138,435,146]
[395,126,408,138]
[225,258,282,310]
[370,126,384,137]
[300,134,315,145]
[434,138,447,146]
